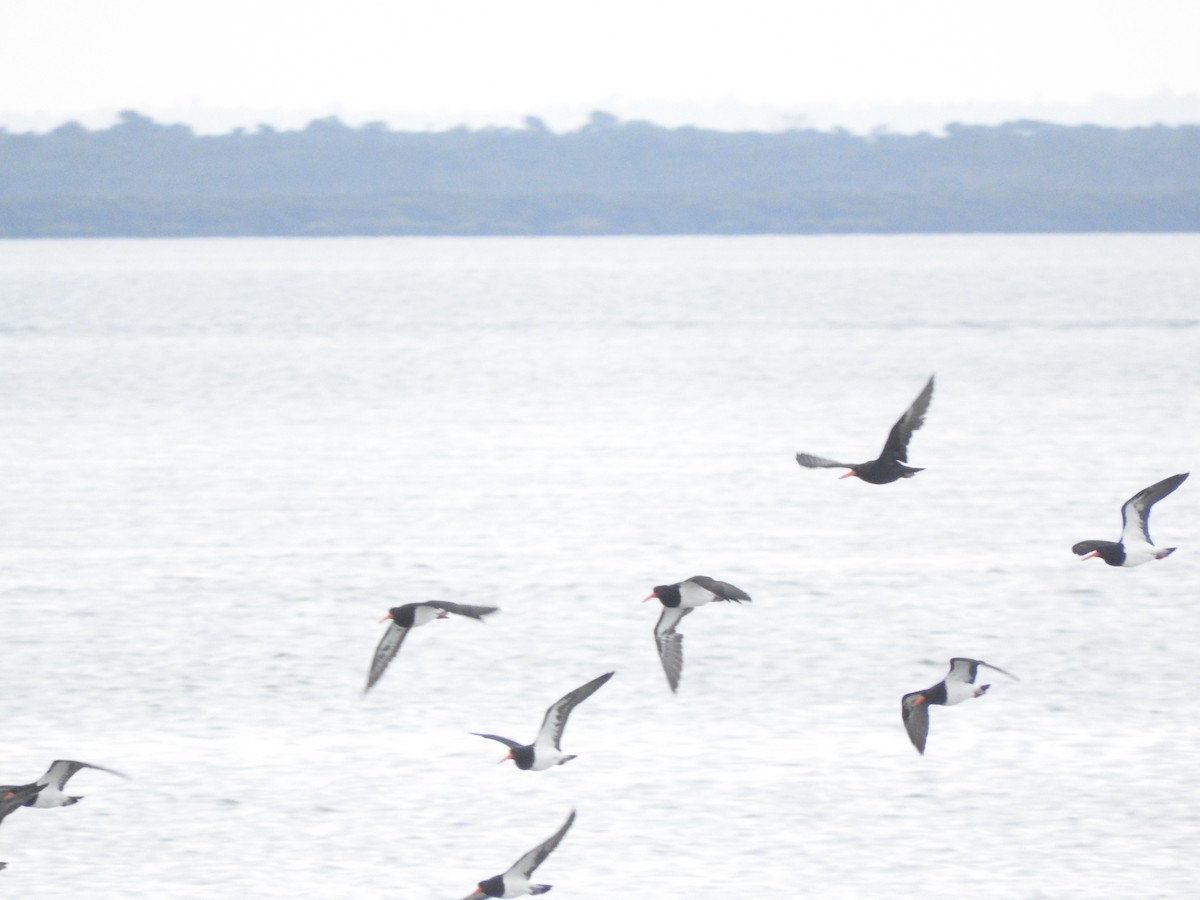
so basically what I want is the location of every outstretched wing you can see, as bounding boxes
[507,810,576,880]
[795,452,854,470]
[977,660,1019,681]
[365,622,410,692]
[948,657,1018,684]
[654,607,693,693]
[901,693,931,754]
[1072,539,1116,557]
[470,733,524,751]
[0,783,43,825]
[535,671,615,750]
[42,760,128,790]
[424,601,501,620]
[685,576,751,603]
[1120,472,1188,546]
[946,657,980,684]
[880,375,934,462]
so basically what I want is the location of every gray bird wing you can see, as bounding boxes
[41,760,128,790]
[423,601,500,620]
[654,607,693,693]
[1120,472,1188,546]
[507,810,576,880]
[881,375,935,462]
[948,657,1018,684]
[470,733,523,751]
[901,693,931,754]
[0,783,43,825]
[534,671,615,750]
[795,452,854,470]
[946,657,981,684]
[365,622,410,692]
[977,660,1019,681]
[685,576,751,603]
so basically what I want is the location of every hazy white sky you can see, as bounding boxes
[3,0,1199,132]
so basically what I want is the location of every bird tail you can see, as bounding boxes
[1157,547,1177,559]
[974,683,991,698]
[65,796,83,806]
[898,464,925,477]
[529,886,553,895]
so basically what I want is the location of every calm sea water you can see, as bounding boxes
[1,235,1199,898]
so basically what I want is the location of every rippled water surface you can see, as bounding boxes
[2,235,1199,898]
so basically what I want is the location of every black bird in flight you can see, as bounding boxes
[796,374,935,484]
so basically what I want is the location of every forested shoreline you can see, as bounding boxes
[2,110,1198,236]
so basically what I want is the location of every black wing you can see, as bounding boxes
[901,693,930,754]
[507,809,576,880]
[880,375,935,463]
[535,672,615,750]
[686,576,751,603]
[470,732,524,751]
[795,452,854,470]
[424,601,501,620]
[1120,472,1188,545]
[1072,539,1118,557]
[365,622,410,693]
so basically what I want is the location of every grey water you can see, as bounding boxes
[1,234,1199,898]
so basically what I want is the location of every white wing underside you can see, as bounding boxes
[947,657,1018,685]
[366,623,410,690]
[533,673,612,751]
[1120,494,1156,548]
[655,607,693,692]
[506,810,576,880]
[1119,473,1188,548]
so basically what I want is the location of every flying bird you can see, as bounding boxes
[472,672,615,770]
[901,657,1018,754]
[796,374,935,484]
[1,783,44,872]
[0,760,128,809]
[463,809,576,899]
[1072,472,1189,567]
[365,600,500,693]
[646,576,751,693]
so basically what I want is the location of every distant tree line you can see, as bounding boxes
[1,110,1198,236]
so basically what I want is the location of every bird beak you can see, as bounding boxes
[1082,551,1100,561]
[499,753,512,765]
[912,695,927,706]
[378,613,394,623]
[838,471,858,480]
[642,592,656,602]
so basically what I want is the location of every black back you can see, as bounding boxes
[851,458,911,484]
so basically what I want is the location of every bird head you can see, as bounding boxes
[644,584,680,606]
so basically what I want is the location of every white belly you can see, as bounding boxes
[943,680,980,705]
[677,581,716,608]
